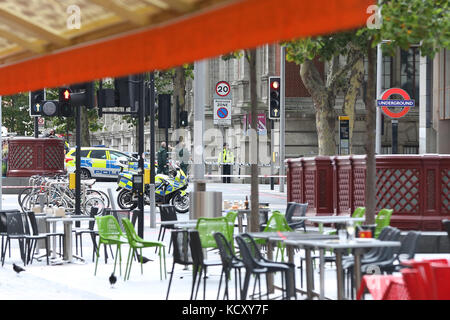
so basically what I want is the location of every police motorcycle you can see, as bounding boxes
[116,158,190,213]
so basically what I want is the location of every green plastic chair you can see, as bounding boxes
[224,211,238,239]
[259,211,293,261]
[121,218,167,281]
[195,217,231,249]
[94,215,129,276]
[375,208,393,238]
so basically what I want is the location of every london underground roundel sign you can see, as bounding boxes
[377,88,415,119]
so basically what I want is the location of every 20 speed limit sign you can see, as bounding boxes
[215,81,230,97]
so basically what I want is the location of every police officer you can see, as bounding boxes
[218,142,234,183]
[157,141,169,175]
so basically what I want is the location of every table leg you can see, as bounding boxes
[63,221,73,262]
[353,248,363,299]
[305,247,314,300]
[319,248,325,300]
[335,249,345,300]
[238,214,243,234]
[52,222,57,259]
[287,244,295,299]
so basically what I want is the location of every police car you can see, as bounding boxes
[66,146,148,179]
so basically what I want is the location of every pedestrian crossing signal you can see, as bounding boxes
[30,89,45,117]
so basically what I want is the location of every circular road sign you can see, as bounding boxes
[215,81,231,97]
[217,107,229,119]
[377,88,415,119]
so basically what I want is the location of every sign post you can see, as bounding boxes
[213,81,232,127]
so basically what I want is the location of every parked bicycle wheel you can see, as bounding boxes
[86,189,110,209]
[84,196,106,216]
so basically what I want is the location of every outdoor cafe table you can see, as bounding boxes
[283,238,401,300]
[245,231,338,298]
[45,215,95,264]
[292,216,366,233]
[235,208,271,233]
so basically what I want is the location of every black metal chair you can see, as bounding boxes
[285,202,308,232]
[370,230,421,274]
[213,232,244,300]
[1,211,28,266]
[166,229,193,300]
[24,211,64,265]
[443,219,450,243]
[236,233,296,300]
[75,207,99,261]
[188,230,223,300]
[157,204,179,253]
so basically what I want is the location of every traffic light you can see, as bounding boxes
[114,75,139,112]
[269,76,281,119]
[158,94,171,129]
[179,110,188,127]
[59,87,72,117]
[30,90,45,117]
[70,82,96,108]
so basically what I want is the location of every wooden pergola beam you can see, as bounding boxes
[90,0,157,26]
[0,29,47,54]
[0,8,70,47]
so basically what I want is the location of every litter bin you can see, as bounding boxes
[189,181,222,219]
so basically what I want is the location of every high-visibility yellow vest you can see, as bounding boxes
[218,148,234,164]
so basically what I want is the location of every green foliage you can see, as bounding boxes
[375,0,450,58]
[221,51,244,61]
[2,93,34,136]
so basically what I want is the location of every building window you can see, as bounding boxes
[400,47,420,101]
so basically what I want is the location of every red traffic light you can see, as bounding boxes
[63,89,70,100]
[271,80,280,90]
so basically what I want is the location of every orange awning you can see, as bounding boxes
[0,0,373,96]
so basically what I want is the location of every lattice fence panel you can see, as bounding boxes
[353,168,366,207]
[8,144,33,169]
[376,168,420,213]
[442,169,450,213]
[337,168,351,213]
[289,166,303,203]
[304,170,315,209]
[44,145,64,170]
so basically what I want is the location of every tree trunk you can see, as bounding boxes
[364,42,377,225]
[81,107,90,147]
[172,66,186,134]
[247,48,260,233]
[300,59,336,156]
[343,55,364,154]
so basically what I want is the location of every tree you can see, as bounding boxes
[284,32,367,155]
[2,93,34,136]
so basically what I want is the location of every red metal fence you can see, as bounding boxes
[7,138,65,177]
[287,155,450,231]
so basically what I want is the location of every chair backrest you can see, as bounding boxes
[224,211,238,238]
[106,209,131,232]
[5,211,26,236]
[188,230,204,267]
[240,233,265,261]
[431,263,450,299]
[375,208,393,237]
[442,219,450,241]
[285,203,308,226]
[235,235,262,271]
[401,268,429,300]
[95,215,124,240]
[195,217,230,248]
[214,232,238,270]
[396,231,420,261]
[352,207,365,227]
[170,229,192,266]
[26,211,40,236]
[378,227,401,262]
[121,217,140,246]
[263,211,292,232]
[159,204,178,229]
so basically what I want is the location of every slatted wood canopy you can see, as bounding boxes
[0,0,374,96]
